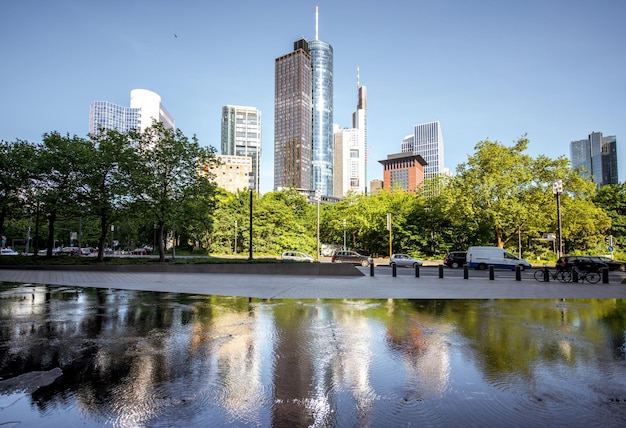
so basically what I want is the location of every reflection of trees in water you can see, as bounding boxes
[2,288,626,425]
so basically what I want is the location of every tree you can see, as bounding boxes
[84,130,140,261]
[593,183,626,247]
[0,139,37,238]
[130,123,218,262]
[35,132,91,257]
[451,136,606,255]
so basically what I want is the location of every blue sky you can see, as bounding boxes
[1,0,625,194]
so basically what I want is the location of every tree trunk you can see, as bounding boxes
[46,210,57,257]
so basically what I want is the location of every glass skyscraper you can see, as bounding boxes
[89,89,174,135]
[221,105,262,191]
[570,131,619,186]
[310,38,334,196]
[401,121,444,181]
[274,39,312,191]
[273,7,334,196]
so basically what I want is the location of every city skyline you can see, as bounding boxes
[2,0,625,194]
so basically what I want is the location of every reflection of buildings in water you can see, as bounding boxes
[208,310,264,421]
[386,313,451,398]
[332,304,376,425]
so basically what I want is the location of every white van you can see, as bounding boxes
[466,246,532,271]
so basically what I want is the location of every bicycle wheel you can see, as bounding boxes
[558,270,571,283]
[585,272,601,284]
[533,269,546,281]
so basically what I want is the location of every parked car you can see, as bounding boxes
[281,251,315,263]
[58,246,80,256]
[131,247,150,255]
[466,246,531,270]
[331,250,373,267]
[0,248,19,256]
[588,256,626,271]
[389,254,422,268]
[37,247,62,256]
[556,256,618,272]
[444,251,467,269]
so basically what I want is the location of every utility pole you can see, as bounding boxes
[387,213,392,257]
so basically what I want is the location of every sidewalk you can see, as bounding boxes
[1,268,626,299]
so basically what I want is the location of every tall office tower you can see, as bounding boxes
[221,105,262,191]
[310,6,334,196]
[333,74,367,198]
[570,131,618,186]
[273,6,333,195]
[602,135,618,185]
[89,101,140,134]
[89,89,174,134]
[274,38,313,190]
[129,89,175,131]
[401,121,444,182]
[352,72,367,190]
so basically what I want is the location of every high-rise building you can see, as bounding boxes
[310,8,334,196]
[221,105,262,191]
[401,121,444,182]
[570,131,618,186]
[274,6,334,196]
[602,135,618,185]
[89,89,174,134]
[274,39,312,191]
[333,74,367,197]
[378,152,428,192]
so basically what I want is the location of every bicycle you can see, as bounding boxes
[572,268,601,284]
[534,268,571,283]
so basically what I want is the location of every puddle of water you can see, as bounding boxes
[1,284,626,427]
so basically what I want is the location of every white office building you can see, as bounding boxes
[89,89,174,134]
[221,105,262,191]
[333,77,367,198]
[401,120,444,181]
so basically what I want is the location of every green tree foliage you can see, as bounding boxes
[450,136,608,255]
[593,183,626,248]
[84,130,140,261]
[0,139,37,236]
[36,132,92,256]
[130,123,219,261]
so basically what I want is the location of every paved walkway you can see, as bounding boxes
[1,268,626,299]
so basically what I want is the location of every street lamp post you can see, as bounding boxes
[248,186,253,261]
[316,192,320,260]
[234,220,237,255]
[553,180,564,258]
[343,219,347,250]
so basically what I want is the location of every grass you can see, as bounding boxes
[0,254,286,266]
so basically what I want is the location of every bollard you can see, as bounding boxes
[489,265,494,280]
[370,262,375,277]
[415,264,420,278]
[439,265,444,278]
[392,263,397,277]
[572,269,578,283]
[602,267,609,284]
[543,266,550,282]
[515,265,521,281]
[463,264,469,279]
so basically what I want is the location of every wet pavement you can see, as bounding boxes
[0,266,626,299]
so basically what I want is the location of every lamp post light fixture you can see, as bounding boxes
[248,186,253,261]
[315,192,320,260]
[552,180,564,258]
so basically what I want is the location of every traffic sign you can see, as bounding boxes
[608,246,614,252]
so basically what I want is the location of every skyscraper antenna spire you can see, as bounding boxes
[357,66,360,89]
[315,5,319,40]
